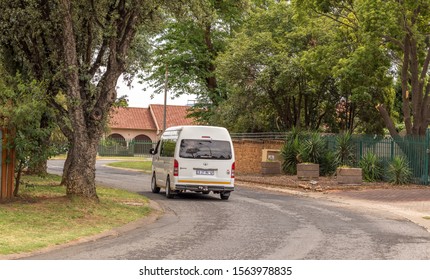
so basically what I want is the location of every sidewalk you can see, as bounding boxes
[236,175,430,232]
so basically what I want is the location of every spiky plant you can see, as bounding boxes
[359,152,383,182]
[387,156,412,185]
[334,132,356,167]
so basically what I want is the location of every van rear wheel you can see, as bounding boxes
[165,178,175,199]
[151,174,160,193]
[220,192,230,200]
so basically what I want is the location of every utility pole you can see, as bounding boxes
[163,64,168,132]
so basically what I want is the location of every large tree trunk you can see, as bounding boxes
[56,0,148,199]
[64,134,99,199]
[378,5,430,138]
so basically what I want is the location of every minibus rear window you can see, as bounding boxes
[179,139,232,160]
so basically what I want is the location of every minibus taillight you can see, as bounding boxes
[174,159,179,176]
[231,162,235,178]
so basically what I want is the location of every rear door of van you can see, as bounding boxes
[176,137,234,187]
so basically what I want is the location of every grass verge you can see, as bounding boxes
[106,161,152,172]
[0,174,151,256]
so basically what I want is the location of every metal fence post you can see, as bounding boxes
[425,129,430,185]
[390,137,394,161]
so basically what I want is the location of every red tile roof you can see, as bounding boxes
[150,104,195,130]
[109,107,156,130]
[109,105,195,131]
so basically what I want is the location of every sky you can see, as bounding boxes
[116,78,197,108]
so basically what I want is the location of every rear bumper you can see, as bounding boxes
[175,184,234,192]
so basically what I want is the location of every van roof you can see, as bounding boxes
[164,125,231,140]
[165,125,227,131]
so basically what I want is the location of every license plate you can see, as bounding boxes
[196,170,214,176]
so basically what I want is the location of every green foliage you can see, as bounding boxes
[281,129,334,175]
[387,156,412,185]
[144,0,249,123]
[281,133,303,175]
[0,74,56,180]
[359,152,383,182]
[297,0,430,137]
[334,132,355,167]
[319,150,337,176]
[0,0,163,198]
[301,132,326,163]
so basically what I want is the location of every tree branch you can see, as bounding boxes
[382,35,404,51]
[420,45,430,81]
[88,1,117,76]
[401,34,412,134]
[314,10,358,30]
[376,104,399,137]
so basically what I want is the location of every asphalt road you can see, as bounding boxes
[25,159,430,259]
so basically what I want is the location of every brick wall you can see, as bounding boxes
[233,139,284,174]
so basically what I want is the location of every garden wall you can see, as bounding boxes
[233,139,284,174]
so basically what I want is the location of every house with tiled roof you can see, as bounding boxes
[107,104,195,144]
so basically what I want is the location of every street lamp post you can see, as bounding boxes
[163,64,168,132]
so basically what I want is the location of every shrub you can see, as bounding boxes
[319,150,337,176]
[334,132,355,167]
[359,152,383,182]
[281,130,333,175]
[281,135,303,174]
[302,132,326,164]
[387,156,412,185]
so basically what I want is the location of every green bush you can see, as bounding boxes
[387,156,412,185]
[281,134,302,174]
[281,130,333,175]
[334,132,355,167]
[319,150,337,176]
[302,132,326,164]
[359,152,383,182]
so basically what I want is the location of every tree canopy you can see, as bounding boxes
[0,0,163,199]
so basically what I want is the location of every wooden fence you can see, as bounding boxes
[0,128,15,200]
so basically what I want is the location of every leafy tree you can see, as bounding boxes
[299,0,430,137]
[296,0,394,134]
[0,71,55,196]
[216,1,347,131]
[0,0,162,200]
[144,0,249,123]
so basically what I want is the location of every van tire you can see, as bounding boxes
[151,174,160,193]
[165,178,175,199]
[220,192,230,200]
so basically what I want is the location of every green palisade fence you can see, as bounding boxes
[322,132,430,185]
[98,139,155,157]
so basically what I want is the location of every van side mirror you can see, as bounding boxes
[149,148,155,155]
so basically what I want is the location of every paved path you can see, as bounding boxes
[332,188,430,202]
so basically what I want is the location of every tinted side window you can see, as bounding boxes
[160,139,176,157]
[179,139,232,160]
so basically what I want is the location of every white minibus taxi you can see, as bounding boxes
[150,126,235,200]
